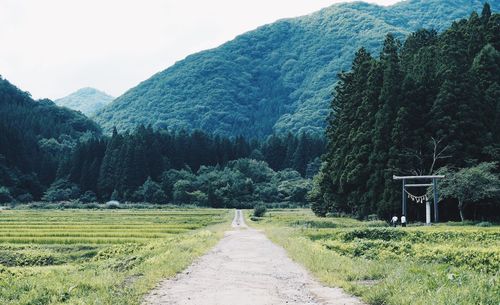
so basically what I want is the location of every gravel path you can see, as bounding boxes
[143,210,365,305]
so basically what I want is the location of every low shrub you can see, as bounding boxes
[27,202,55,209]
[85,202,101,209]
[59,200,88,209]
[79,191,97,203]
[292,220,339,228]
[0,251,62,267]
[416,246,500,273]
[253,204,267,217]
[476,221,493,227]
[341,228,407,242]
[365,220,388,227]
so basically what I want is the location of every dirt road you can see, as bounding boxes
[143,210,364,305]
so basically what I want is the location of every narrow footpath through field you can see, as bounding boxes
[143,210,365,305]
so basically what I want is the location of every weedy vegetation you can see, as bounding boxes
[249,209,500,305]
[0,209,231,304]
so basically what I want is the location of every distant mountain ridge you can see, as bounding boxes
[56,87,114,116]
[94,0,499,138]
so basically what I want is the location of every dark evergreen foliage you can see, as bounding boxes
[0,73,323,206]
[0,77,101,201]
[56,127,323,202]
[42,179,81,202]
[317,6,500,221]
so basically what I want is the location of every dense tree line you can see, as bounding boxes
[158,159,311,208]
[53,127,323,203]
[313,5,500,221]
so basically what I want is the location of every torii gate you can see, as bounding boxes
[393,175,445,224]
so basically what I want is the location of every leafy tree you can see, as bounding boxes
[161,169,195,200]
[79,190,97,203]
[0,187,13,204]
[173,180,194,204]
[253,204,267,217]
[436,163,500,221]
[134,177,167,204]
[188,190,208,206]
[227,159,274,183]
[159,157,312,208]
[271,169,311,202]
[42,179,80,202]
[249,149,265,161]
[308,169,328,217]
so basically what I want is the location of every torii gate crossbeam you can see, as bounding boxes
[393,175,445,223]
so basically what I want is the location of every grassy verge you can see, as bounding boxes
[247,209,499,305]
[0,209,232,305]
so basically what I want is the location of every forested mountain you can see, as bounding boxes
[94,0,499,138]
[55,87,114,116]
[0,74,323,205]
[313,5,500,221]
[0,77,101,201]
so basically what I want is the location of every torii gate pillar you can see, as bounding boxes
[433,178,439,222]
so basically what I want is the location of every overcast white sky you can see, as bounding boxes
[0,0,401,100]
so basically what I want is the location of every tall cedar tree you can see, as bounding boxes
[318,5,500,220]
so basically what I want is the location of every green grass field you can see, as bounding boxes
[249,209,500,305]
[0,209,231,305]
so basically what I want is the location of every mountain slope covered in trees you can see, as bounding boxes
[0,78,324,205]
[94,0,499,138]
[55,87,114,116]
[312,5,500,221]
[0,77,101,201]
[0,73,324,204]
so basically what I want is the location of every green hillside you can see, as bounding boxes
[55,87,114,116]
[0,77,101,201]
[95,0,499,137]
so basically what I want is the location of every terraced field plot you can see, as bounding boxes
[0,209,230,305]
[251,210,500,305]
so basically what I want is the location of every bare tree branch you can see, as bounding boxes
[429,137,451,174]
[399,137,452,176]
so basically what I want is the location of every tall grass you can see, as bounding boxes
[0,209,231,304]
[250,209,500,305]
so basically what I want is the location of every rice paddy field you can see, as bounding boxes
[0,209,231,305]
[249,209,500,305]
